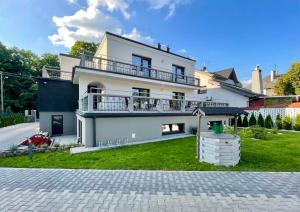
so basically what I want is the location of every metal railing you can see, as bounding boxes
[42,66,73,81]
[79,93,229,113]
[79,55,200,87]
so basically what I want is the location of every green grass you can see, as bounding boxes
[0,131,299,171]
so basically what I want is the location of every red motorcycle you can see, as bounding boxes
[20,132,52,148]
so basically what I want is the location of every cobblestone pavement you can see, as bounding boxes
[0,168,299,211]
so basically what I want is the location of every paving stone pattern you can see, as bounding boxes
[0,168,299,211]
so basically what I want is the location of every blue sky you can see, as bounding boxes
[0,0,299,85]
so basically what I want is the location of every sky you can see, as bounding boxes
[0,0,299,85]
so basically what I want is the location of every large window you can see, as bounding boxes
[132,55,151,77]
[162,123,185,135]
[172,65,185,79]
[172,92,185,100]
[132,87,150,110]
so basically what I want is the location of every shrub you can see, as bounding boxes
[270,128,278,134]
[257,113,265,128]
[264,115,273,129]
[53,143,60,148]
[0,113,25,128]
[40,144,48,149]
[293,114,300,131]
[237,116,242,127]
[238,128,253,138]
[9,145,18,152]
[250,125,267,139]
[282,116,292,130]
[242,116,249,127]
[224,125,234,134]
[249,113,257,126]
[275,114,282,129]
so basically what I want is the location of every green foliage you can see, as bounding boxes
[249,113,257,126]
[0,113,25,128]
[70,41,98,57]
[282,116,292,130]
[257,113,265,127]
[293,114,300,131]
[238,128,253,138]
[270,128,278,134]
[274,62,300,95]
[0,42,58,112]
[237,116,242,127]
[275,114,282,129]
[250,125,267,139]
[224,125,234,134]
[242,116,249,127]
[264,115,273,129]
[265,97,293,107]
[9,145,18,152]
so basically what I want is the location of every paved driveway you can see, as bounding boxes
[0,168,299,211]
[0,122,39,151]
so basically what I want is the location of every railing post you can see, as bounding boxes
[158,99,163,112]
[128,96,133,112]
[88,93,94,112]
[181,100,186,112]
[80,55,86,67]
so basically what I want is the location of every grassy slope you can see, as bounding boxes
[0,132,299,171]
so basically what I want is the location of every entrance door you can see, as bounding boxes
[52,115,63,135]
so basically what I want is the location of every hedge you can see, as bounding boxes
[0,113,26,128]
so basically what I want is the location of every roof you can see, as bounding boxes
[193,107,248,116]
[213,68,239,84]
[105,32,196,62]
[245,73,283,90]
[219,82,261,98]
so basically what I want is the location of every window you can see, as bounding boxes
[162,123,185,135]
[132,87,150,97]
[132,87,150,110]
[172,92,185,100]
[132,55,151,77]
[172,65,185,79]
[197,88,207,94]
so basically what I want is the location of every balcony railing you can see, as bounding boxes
[79,55,200,87]
[79,93,229,113]
[42,66,72,81]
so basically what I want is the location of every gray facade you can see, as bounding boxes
[40,112,76,136]
[77,114,229,147]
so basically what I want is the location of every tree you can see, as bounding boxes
[70,41,98,57]
[275,114,282,129]
[257,113,265,128]
[294,114,300,131]
[249,113,257,126]
[264,115,273,129]
[237,116,242,127]
[242,116,249,127]
[274,62,300,95]
[282,116,292,130]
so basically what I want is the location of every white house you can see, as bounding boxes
[39,32,232,148]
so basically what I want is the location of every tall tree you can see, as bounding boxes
[257,113,265,127]
[274,62,300,95]
[70,41,98,57]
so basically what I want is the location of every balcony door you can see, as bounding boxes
[132,87,150,111]
[52,115,63,135]
[132,55,151,77]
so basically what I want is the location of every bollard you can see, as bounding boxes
[28,138,33,160]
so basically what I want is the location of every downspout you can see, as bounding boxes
[93,116,96,147]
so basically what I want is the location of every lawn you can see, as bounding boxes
[0,131,299,171]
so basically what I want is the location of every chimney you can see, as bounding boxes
[203,66,207,72]
[270,69,277,82]
[251,65,263,94]
[166,45,170,52]
[157,43,161,50]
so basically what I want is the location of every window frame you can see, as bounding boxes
[172,64,185,80]
[161,123,185,135]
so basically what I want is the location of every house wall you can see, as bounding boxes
[95,34,196,77]
[78,74,197,99]
[40,112,76,135]
[59,54,80,72]
[77,115,230,147]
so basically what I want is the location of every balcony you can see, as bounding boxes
[78,55,200,87]
[42,66,72,81]
[79,93,229,113]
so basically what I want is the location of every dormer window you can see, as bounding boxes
[172,65,185,79]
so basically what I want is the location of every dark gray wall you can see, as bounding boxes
[37,78,78,112]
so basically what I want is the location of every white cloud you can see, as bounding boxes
[242,78,252,87]
[146,0,191,19]
[177,49,187,54]
[122,28,154,45]
[67,0,77,3]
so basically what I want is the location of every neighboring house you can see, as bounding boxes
[246,68,282,96]
[195,68,259,107]
[38,32,230,147]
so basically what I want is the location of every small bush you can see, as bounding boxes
[275,114,282,129]
[40,144,48,149]
[264,115,273,129]
[237,116,243,127]
[0,113,26,128]
[250,125,267,139]
[242,116,249,127]
[282,116,292,130]
[257,113,265,128]
[270,128,278,134]
[238,128,253,138]
[249,113,257,126]
[294,114,300,131]
[53,143,60,148]
[224,125,234,134]
[9,145,18,152]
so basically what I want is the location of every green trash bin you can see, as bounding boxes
[212,124,223,134]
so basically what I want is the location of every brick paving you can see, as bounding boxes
[0,168,299,211]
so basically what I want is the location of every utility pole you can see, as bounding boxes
[0,71,3,113]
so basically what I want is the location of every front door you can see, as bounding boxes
[52,115,63,135]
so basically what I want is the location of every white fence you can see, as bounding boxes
[245,107,300,123]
